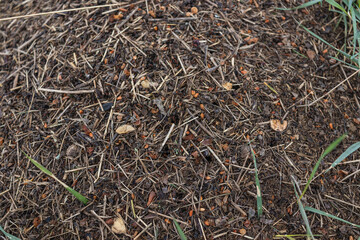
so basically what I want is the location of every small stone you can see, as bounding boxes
[141,80,150,88]
[66,144,79,158]
[101,102,113,111]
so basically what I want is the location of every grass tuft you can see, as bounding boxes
[300,134,347,199]
[305,206,360,228]
[325,141,360,172]
[280,0,360,70]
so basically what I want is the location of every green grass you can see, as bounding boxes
[300,133,347,199]
[305,207,360,228]
[173,219,187,240]
[291,176,315,240]
[0,225,20,240]
[325,141,360,172]
[283,135,360,239]
[280,0,360,70]
[23,151,89,205]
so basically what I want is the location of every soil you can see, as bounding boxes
[0,1,359,240]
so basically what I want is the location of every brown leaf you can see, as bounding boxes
[147,191,156,206]
[116,125,135,134]
[87,147,94,155]
[201,138,212,146]
[133,111,141,126]
[306,50,316,60]
[148,10,156,18]
[243,219,251,228]
[270,119,288,132]
[106,218,114,225]
[33,217,41,228]
[183,133,195,140]
[222,143,229,151]
[191,151,199,158]
[82,124,91,135]
[112,216,127,234]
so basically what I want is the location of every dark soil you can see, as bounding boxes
[0,0,359,240]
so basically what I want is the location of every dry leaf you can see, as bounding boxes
[147,191,156,206]
[270,119,288,132]
[222,82,233,90]
[306,50,316,60]
[116,125,135,134]
[33,217,41,228]
[111,216,126,234]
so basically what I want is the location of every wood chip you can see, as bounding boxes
[111,216,126,234]
[222,82,233,90]
[116,125,135,134]
[270,119,288,132]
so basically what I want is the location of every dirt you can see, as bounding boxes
[0,0,359,240]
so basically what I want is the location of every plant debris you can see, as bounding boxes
[0,0,359,239]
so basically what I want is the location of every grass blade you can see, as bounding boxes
[249,144,263,217]
[277,0,322,10]
[22,151,53,176]
[0,225,20,240]
[274,234,321,240]
[291,177,315,240]
[23,151,89,205]
[350,7,358,56]
[173,219,187,240]
[325,142,360,172]
[325,0,347,14]
[305,206,360,228]
[299,23,351,58]
[300,134,347,199]
[59,181,89,205]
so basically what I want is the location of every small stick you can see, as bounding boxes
[117,7,139,29]
[159,123,175,152]
[306,69,360,107]
[90,210,121,240]
[94,153,104,183]
[0,1,145,22]
[38,87,95,94]
[147,17,196,22]
[134,206,189,226]
[207,146,229,173]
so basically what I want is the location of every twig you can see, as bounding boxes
[159,123,175,152]
[0,1,145,22]
[305,69,360,107]
[90,210,121,240]
[207,146,229,173]
[38,87,95,94]
[117,7,139,29]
